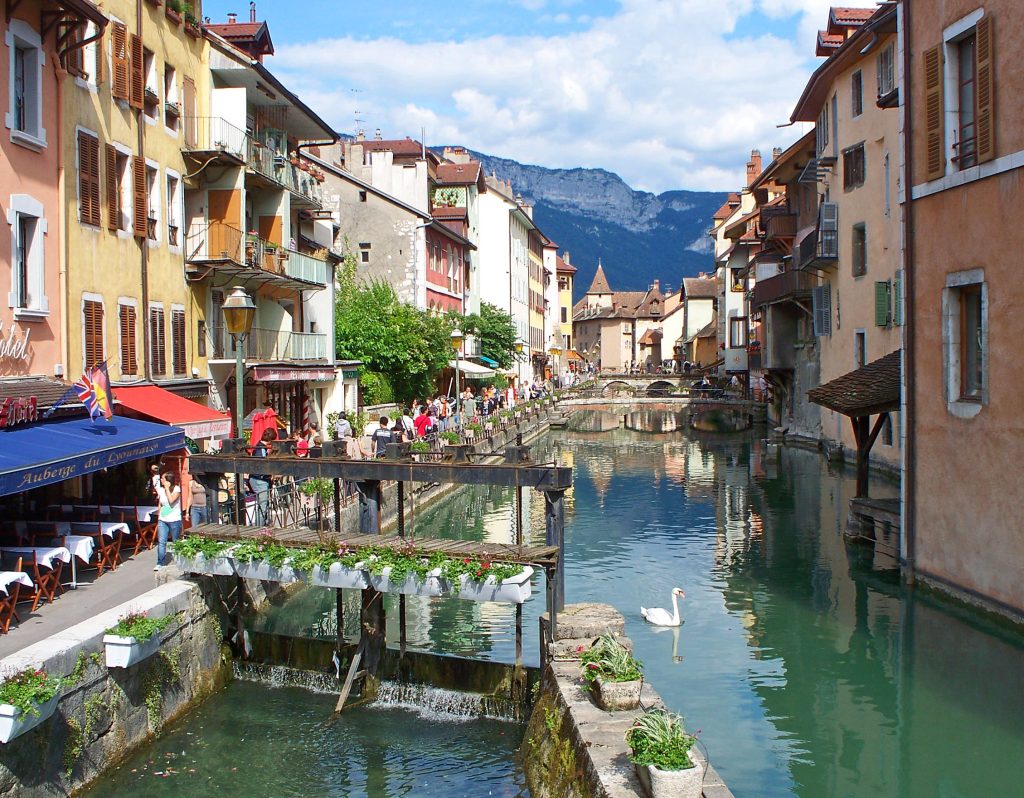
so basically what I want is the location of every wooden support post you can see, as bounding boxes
[399,594,407,658]
[514,486,523,548]
[357,480,382,534]
[234,472,243,526]
[204,475,219,524]
[397,481,405,538]
[333,477,342,532]
[515,602,523,668]
[545,565,558,645]
[336,588,344,650]
[333,647,363,715]
[544,489,566,612]
[360,587,385,681]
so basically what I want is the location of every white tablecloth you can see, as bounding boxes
[62,536,96,564]
[0,546,72,570]
[0,571,33,596]
[53,522,129,538]
[48,504,157,522]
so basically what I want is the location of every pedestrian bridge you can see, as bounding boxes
[559,395,765,434]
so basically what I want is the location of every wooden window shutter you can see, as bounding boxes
[105,144,119,231]
[976,16,995,163]
[172,309,186,374]
[923,44,945,181]
[119,304,137,375]
[94,30,104,87]
[150,307,166,376]
[84,300,104,369]
[893,270,903,327]
[78,131,101,227]
[132,156,148,237]
[111,23,129,101]
[874,281,892,327]
[129,34,144,109]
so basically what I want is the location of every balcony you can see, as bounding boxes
[246,139,324,208]
[751,270,816,308]
[182,116,247,165]
[797,203,838,270]
[763,210,798,242]
[184,223,327,290]
[207,325,329,362]
[282,248,328,285]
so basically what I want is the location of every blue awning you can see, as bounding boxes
[478,356,499,368]
[0,416,185,497]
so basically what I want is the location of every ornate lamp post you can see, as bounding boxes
[451,328,464,425]
[222,287,256,525]
[548,338,562,388]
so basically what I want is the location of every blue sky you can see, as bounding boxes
[200,0,842,192]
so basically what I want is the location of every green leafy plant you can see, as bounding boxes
[441,556,521,585]
[106,610,175,642]
[165,0,184,12]
[231,530,293,567]
[625,709,698,771]
[300,477,335,503]
[0,668,59,716]
[170,536,232,559]
[465,421,482,434]
[440,430,460,444]
[580,634,643,684]
[409,440,431,454]
[364,543,445,583]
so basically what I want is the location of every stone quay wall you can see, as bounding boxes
[522,603,735,798]
[0,580,231,798]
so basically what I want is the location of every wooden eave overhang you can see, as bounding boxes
[807,350,901,417]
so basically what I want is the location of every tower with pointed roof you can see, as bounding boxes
[586,261,614,309]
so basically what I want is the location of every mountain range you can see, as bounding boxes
[469,150,727,301]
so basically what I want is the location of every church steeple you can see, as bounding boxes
[587,261,612,295]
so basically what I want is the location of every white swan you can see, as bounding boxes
[641,587,685,626]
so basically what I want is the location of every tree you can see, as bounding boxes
[335,253,455,404]
[462,302,518,369]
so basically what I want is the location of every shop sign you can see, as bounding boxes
[0,396,38,428]
[253,366,335,382]
[0,320,31,363]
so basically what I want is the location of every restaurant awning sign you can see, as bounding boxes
[0,320,30,363]
[0,397,38,428]
[252,366,335,382]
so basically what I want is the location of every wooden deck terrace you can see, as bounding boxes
[188,523,561,567]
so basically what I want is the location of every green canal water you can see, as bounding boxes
[90,420,1024,797]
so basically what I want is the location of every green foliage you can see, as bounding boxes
[231,532,293,567]
[300,477,335,503]
[0,668,59,716]
[106,611,175,642]
[335,249,456,403]
[440,430,460,444]
[364,543,446,583]
[580,634,643,684]
[625,709,698,771]
[142,649,181,732]
[440,556,522,584]
[64,650,101,687]
[170,536,232,559]
[409,440,431,453]
[461,302,518,369]
[325,411,341,440]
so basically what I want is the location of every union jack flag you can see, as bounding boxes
[76,363,114,421]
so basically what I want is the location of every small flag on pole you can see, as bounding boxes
[76,363,114,421]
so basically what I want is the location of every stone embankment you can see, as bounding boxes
[523,603,735,798]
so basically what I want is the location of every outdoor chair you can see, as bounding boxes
[0,557,24,633]
[70,521,121,575]
[10,551,62,611]
[132,509,158,556]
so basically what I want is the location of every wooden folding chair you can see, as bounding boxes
[133,508,158,556]
[25,521,59,547]
[0,558,23,633]
[17,552,61,611]
[71,522,120,575]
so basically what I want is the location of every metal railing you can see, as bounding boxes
[246,139,324,206]
[182,116,247,161]
[185,221,244,263]
[751,270,816,307]
[283,248,328,285]
[207,325,329,362]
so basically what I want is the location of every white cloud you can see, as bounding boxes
[274,0,839,192]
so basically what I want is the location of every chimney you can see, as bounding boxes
[227,12,237,23]
[652,279,660,292]
[773,146,783,161]
[563,251,570,264]
[356,131,365,142]
[250,1,256,22]
[746,149,762,185]
[374,128,382,140]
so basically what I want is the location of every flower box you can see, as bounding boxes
[233,559,300,583]
[591,675,642,711]
[369,566,443,596]
[457,566,533,603]
[308,562,367,590]
[635,761,703,798]
[173,552,235,576]
[0,695,59,744]
[103,633,162,669]
[165,8,181,23]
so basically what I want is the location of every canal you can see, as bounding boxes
[90,419,1024,797]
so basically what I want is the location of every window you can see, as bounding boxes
[111,22,129,102]
[852,223,867,277]
[171,307,186,375]
[812,284,832,336]
[163,64,179,132]
[874,280,892,327]
[359,242,370,263]
[149,305,166,376]
[83,298,104,369]
[105,145,129,231]
[7,194,47,315]
[166,173,180,246]
[843,144,865,190]
[955,33,977,169]
[854,330,866,368]
[561,307,567,324]
[74,22,103,88]
[942,269,987,414]
[882,414,893,446]
[358,190,367,202]
[118,302,137,376]
[77,130,101,226]
[816,102,829,155]
[851,70,863,117]
[196,319,206,358]
[877,43,896,98]
[730,269,744,292]
[6,19,46,148]
[145,164,159,241]
[729,317,748,349]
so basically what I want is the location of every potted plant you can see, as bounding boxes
[165,0,183,22]
[409,440,431,461]
[441,558,534,603]
[626,709,703,798]
[103,610,175,668]
[171,536,235,575]
[440,430,460,445]
[0,668,61,744]
[291,544,367,590]
[580,634,644,711]
[231,531,299,583]
[365,544,444,596]
[464,421,482,441]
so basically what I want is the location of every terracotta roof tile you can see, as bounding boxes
[682,277,718,299]
[358,138,424,156]
[0,377,81,411]
[436,162,482,184]
[557,256,576,274]
[808,350,901,416]
[831,7,875,25]
[586,264,612,294]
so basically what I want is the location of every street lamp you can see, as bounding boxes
[451,328,464,425]
[222,286,255,525]
[514,338,527,396]
[548,338,562,388]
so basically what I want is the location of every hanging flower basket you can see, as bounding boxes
[368,566,444,596]
[0,695,59,744]
[104,634,162,669]
[233,559,300,583]
[173,551,235,576]
[456,565,533,603]
[308,562,367,590]
[0,669,60,744]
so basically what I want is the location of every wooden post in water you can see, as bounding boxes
[544,489,566,612]
[360,587,385,694]
[357,480,382,534]
[332,477,342,532]
[336,588,344,651]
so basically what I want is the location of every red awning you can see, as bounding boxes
[115,385,232,440]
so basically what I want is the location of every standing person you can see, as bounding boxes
[371,416,393,457]
[414,405,432,438]
[400,407,416,439]
[462,388,477,422]
[154,471,182,571]
[438,396,449,431]
[505,383,516,409]
[248,429,275,526]
[149,464,161,499]
[189,477,207,528]
[334,411,353,440]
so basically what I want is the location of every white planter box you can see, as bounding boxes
[173,552,235,576]
[369,566,443,596]
[233,559,300,583]
[636,761,703,798]
[308,562,367,590]
[103,633,162,669]
[457,566,533,603]
[0,695,59,744]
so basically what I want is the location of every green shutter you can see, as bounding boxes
[893,271,903,326]
[875,281,891,327]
